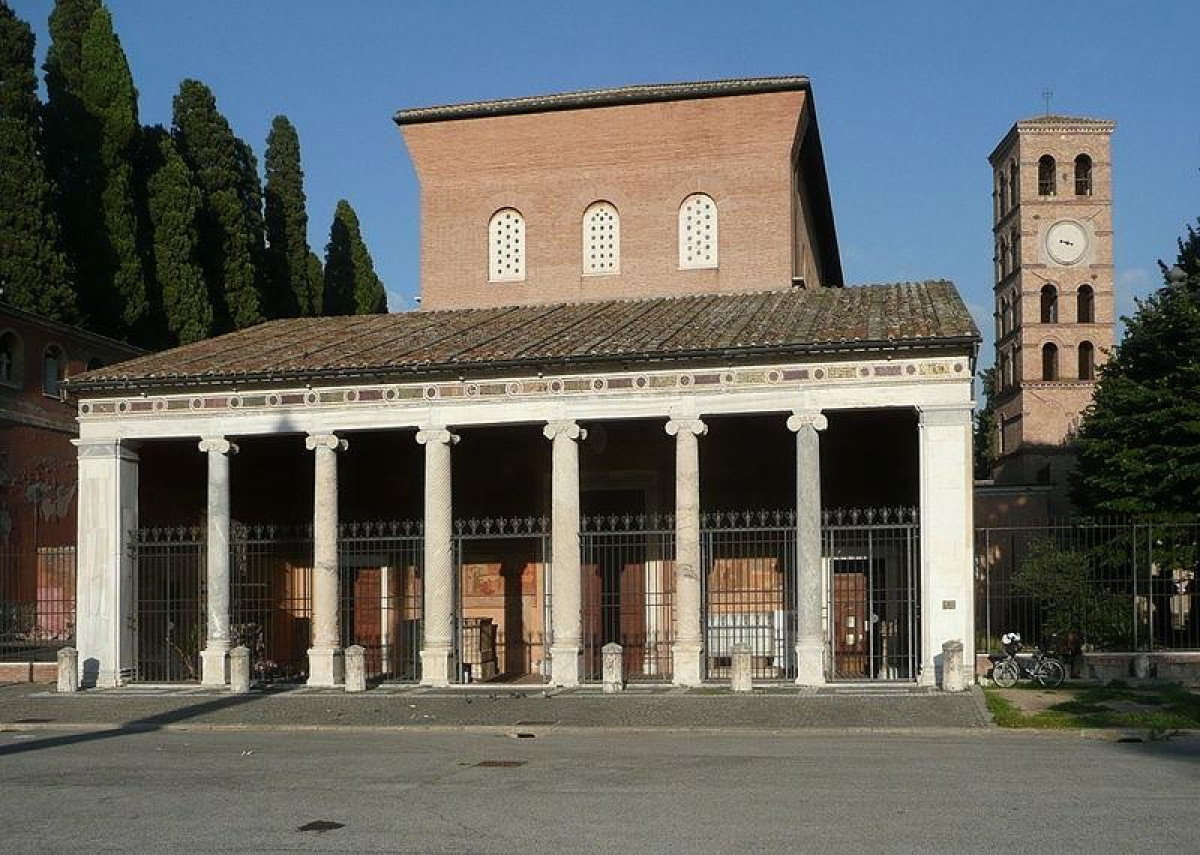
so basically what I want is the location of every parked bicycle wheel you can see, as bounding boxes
[992,659,1019,688]
[1034,658,1065,688]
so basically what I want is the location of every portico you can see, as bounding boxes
[66,283,978,691]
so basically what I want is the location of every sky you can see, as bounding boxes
[11,1,1200,366]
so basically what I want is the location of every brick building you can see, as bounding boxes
[0,303,140,671]
[65,77,980,691]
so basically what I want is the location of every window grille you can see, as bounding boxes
[1074,154,1093,196]
[679,193,718,269]
[582,201,619,275]
[488,208,525,282]
[1038,155,1056,196]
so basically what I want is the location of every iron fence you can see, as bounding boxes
[0,545,76,662]
[975,519,1200,656]
[231,523,313,683]
[824,508,921,681]
[581,513,675,682]
[702,510,797,681]
[135,527,205,681]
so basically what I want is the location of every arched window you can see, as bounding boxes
[1040,284,1058,323]
[1004,292,1016,334]
[582,201,619,275]
[1041,343,1059,381]
[998,236,1009,278]
[1010,229,1020,271]
[998,172,1008,217]
[679,193,718,270]
[1074,154,1092,196]
[0,330,22,387]
[998,296,1009,337]
[1009,160,1019,208]
[1078,341,1095,380]
[1076,284,1095,323]
[999,352,1011,390]
[43,344,66,398]
[488,208,525,282]
[1038,155,1056,196]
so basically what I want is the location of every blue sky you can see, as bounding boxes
[12,1,1200,364]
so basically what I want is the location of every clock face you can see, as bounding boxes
[1046,220,1088,265]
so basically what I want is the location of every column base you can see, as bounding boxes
[549,643,581,687]
[672,640,703,686]
[307,647,344,687]
[794,640,826,687]
[918,658,938,688]
[200,645,230,687]
[419,645,454,687]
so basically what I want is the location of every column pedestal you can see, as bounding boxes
[200,644,230,687]
[307,647,345,687]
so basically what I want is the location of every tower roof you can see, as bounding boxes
[988,115,1116,164]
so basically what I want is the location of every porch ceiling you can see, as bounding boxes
[66,281,979,393]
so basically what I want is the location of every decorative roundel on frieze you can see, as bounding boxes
[765,369,783,384]
[548,378,565,394]
[228,395,242,409]
[80,402,93,416]
[633,375,649,390]
[465,383,480,398]
[505,381,521,396]
[383,387,399,402]
[189,397,204,411]
[720,371,736,386]
[422,385,439,400]
[266,393,282,407]
[304,390,319,406]
[813,369,826,380]
[677,374,694,388]
[590,377,607,392]
[344,389,360,403]
[152,399,167,413]
[116,400,130,414]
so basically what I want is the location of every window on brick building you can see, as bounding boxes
[998,296,1009,337]
[488,208,525,282]
[1011,228,1020,271]
[1041,342,1059,381]
[998,236,1009,278]
[1074,154,1092,196]
[1078,341,1095,380]
[1009,160,1019,208]
[43,344,66,398]
[679,193,718,269]
[1038,155,1056,196]
[582,201,619,275]
[0,329,22,387]
[1077,284,1095,323]
[998,172,1008,218]
[1040,284,1058,323]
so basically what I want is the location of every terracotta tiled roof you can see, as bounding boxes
[394,76,810,125]
[66,282,980,392]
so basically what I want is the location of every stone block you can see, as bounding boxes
[345,645,367,693]
[602,642,624,694]
[731,642,753,692]
[941,639,966,692]
[1132,653,1151,680]
[229,646,251,694]
[56,647,79,693]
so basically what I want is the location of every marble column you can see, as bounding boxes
[665,417,707,686]
[305,433,348,687]
[787,410,828,686]
[198,437,238,686]
[917,405,974,687]
[417,428,459,686]
[72,438,139,688]
[544,420,586,686]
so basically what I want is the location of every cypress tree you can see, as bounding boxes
[306,250,324,315]
[0,1,76,321]
[77,5,146,336]
[323,200,386,316]
[171,79,263,332]
[1072,222,1200,514]
[140,126,212,345]
[42,0,101,322]
[264,115,313,317]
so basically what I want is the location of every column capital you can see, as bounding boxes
[72,437,140,462]
[416,428,460,446]
[917,404,973,428]
[787,410,828,433]
[665,418,707,438]
[305,433,349,452]
[543,420,587,442]
[198,437,239,456]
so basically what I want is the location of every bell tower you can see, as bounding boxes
[986,115,1116,507]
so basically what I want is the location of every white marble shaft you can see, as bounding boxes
[306,433,348,686]
[544,420,586,686]
[665,417,707,685]
[788,410,828,686]
[198,437,238,686]
[417,428,459,686]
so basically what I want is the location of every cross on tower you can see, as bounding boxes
[1041,88,1054,116]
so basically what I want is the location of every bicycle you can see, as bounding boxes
[989,632,1066,688]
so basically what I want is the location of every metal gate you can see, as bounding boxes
[824,508,920,681]
[580,513,675,682]
[702,510,797,681]
[230,524,312,682]
[134,527,205,682]
[453,516,550,683]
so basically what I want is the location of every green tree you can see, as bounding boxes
[172,79,263,332]
[322,200,385,316]
[0,1,77,320]
[973,366,998,480]
[139,126,212,345]
[77,5,146,336]
[306,250,323,315]
[1071,222,1200,514]
[264,115,314,317]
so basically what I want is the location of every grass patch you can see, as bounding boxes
[985,681,1200,731]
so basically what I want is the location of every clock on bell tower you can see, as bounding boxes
[986,114,1116,506]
